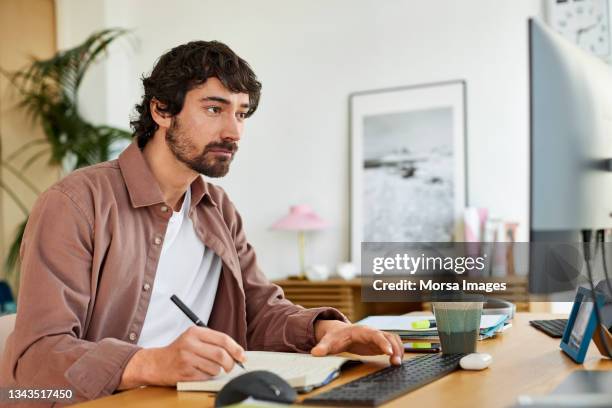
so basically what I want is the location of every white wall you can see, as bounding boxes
[56,0,544,280]
[55,0,107,124]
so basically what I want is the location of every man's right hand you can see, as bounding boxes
[119,326,246,389]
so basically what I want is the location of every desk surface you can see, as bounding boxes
[76,313,612,408]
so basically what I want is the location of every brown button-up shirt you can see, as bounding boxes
[0,142,345,404]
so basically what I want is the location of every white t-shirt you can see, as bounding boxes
[138,186,222,348]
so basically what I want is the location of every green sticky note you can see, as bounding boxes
[411,320,431,329]
[413,342,432,349]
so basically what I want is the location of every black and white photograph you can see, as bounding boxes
[351,81,466,261]
[363,107,454,242]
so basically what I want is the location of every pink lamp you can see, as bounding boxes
[271,205,328,279]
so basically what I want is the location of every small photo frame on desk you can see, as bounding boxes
[560,286,606,364]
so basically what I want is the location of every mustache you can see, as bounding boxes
[204,141,238,154]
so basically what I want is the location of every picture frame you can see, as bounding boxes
[349,80,467,265]
[560,286,606,364]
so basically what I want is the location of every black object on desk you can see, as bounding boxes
[529,319,568,338]
[215,370,296,407]
[302,353,465,407]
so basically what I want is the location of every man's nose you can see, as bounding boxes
[221,114,241,142]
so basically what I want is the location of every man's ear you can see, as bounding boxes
[150,98,172,129]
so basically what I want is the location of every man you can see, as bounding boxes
[1,41,403,403]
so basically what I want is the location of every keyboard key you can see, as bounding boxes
[529,319,568,338]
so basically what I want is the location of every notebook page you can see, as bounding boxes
[177,351,349,392]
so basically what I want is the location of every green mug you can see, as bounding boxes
[433,301,483,354]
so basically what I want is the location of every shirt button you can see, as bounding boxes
[143,283,151,291]
[154,236,162,245]
[161,205,169,212]
[129,332,137,341]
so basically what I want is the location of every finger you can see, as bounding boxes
[311,336,333,356]
[312,332,351,356]
[395,334,404,360]
[311,345,326,356]
[176,350,218,381]
[384,332,403,365]
[187,326,246,363]
[369,331,394,356]
[191,354,226,378]
[182,369,213,382]
[390,332,404,362]
[190,342,236,374]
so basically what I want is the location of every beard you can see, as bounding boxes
[165,118,238,178]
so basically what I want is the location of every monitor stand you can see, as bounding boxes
[552,370,612,394]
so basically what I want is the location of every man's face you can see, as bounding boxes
[165,77,250,178]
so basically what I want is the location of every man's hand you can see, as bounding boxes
[311,320,404,365]
[119,326,246,389]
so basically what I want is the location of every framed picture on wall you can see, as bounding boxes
[350,80,467,264]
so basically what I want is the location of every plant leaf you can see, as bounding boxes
[4,138,47,162]
[0,28,132,289]
[5,218,27,278]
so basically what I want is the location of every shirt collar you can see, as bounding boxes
[118,141,217,209]
[174,182,191,220]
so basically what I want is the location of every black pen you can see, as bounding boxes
[170,294,245,370]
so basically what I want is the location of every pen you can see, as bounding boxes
[411,319,437,329]
[170,294,246,370]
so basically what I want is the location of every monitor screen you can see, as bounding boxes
[530,18,612,232]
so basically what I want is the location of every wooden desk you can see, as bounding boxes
[76,313,612,408]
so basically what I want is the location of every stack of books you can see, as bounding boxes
[357,314,511,341]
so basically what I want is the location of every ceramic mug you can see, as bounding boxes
[305,264,330,281]
[336,262,357,280]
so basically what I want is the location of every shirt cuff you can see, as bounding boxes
[285,307,348,353]
[64,338,141,400]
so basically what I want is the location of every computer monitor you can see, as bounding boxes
[529,18,612,293]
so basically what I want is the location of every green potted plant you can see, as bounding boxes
[1,29,132,293]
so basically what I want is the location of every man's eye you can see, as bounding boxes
[206,106,221,114]
[237,112,248,120]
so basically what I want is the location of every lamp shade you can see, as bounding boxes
[271,205,328,231]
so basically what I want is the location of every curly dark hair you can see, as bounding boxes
[131,40,262,148]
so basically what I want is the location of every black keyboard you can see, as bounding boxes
[303,353,465,407]
[529,319,568,338]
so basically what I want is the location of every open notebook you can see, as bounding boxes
[177,351,352,392]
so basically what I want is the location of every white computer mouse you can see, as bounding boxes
[459,353,492,370]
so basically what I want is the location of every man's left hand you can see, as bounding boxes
[311,320,404,365]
